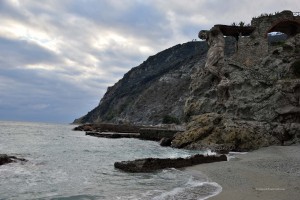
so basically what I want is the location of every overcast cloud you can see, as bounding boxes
[0,0,299,123]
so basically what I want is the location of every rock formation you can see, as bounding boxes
[178,10,300,151]
[75,11,300,151]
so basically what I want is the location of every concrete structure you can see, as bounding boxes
[213,10,300,67]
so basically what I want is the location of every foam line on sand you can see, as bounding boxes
[186,145,300,200]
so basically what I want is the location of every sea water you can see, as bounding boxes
[0,121,221,200]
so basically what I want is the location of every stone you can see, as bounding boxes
[159,137,172,146]
[114,154,227,173]
[199,26,227,81]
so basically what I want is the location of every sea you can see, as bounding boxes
[0,121,222,200]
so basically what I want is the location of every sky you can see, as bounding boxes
[0,0,299,123]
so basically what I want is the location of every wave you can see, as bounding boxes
[152,176,222,200]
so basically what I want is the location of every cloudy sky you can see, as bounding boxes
[0,0,299,123]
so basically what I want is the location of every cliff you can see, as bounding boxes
[75,10,300,151]
[172,11,300,151]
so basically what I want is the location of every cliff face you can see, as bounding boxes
[74,39,236,124]
[172,35,300,151]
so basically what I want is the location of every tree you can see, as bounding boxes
[239,21,245,27]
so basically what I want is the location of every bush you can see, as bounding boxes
[162,115,180,124]
[282,43,293,51]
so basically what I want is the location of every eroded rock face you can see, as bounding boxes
[179,33,300,151]
[186,34,300,122]
[114,154,227,173]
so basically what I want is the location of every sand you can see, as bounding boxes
[186,145,300,200]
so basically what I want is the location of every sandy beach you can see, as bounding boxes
[187,145,300,200]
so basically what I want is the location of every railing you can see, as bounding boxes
[293,12,300,16]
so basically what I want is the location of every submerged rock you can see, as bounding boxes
[0,154,27,166]
[159,137,172,146]
[114,154,227,173]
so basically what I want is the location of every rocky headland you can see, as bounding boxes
[74,10,300,153]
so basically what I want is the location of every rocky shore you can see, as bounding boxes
[75,123,184,141]
[73,11,300,181]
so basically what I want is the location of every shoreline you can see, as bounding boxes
[185,145,300,200]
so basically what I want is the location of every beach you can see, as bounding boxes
[187,145,300,200]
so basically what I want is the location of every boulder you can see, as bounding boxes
[159,137,172,146]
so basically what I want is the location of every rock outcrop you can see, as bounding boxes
[170,113,297,151]
[114,154,227,172]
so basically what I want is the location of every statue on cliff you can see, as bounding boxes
[199,26,228,84]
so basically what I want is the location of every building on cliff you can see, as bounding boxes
[215,10,300,67]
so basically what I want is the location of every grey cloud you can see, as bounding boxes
[66,0,171,41]
[0,68,103,123]
[0,0,26,20]
[0,37,60,68]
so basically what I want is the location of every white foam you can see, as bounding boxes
[152,176,222,200]
[227,151,248,161]
[229,151,248,155]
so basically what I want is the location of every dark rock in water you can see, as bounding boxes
[86,131,140,139]
[73,124,93,131]
[73,123,144,133]
[0,154,27,166]
[159,137,172,146]
[81,124,185,142]
[139,128,182,141]
[114,154,227,172]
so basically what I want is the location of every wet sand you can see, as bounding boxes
[187,145,300,200]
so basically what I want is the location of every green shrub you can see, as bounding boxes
[282,43,293,51]
[106,110,117,121]
[162,115,180,124]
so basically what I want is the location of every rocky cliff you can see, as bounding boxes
[75,11,300,151]
[172,11,300,151]
[172,33,300,151]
